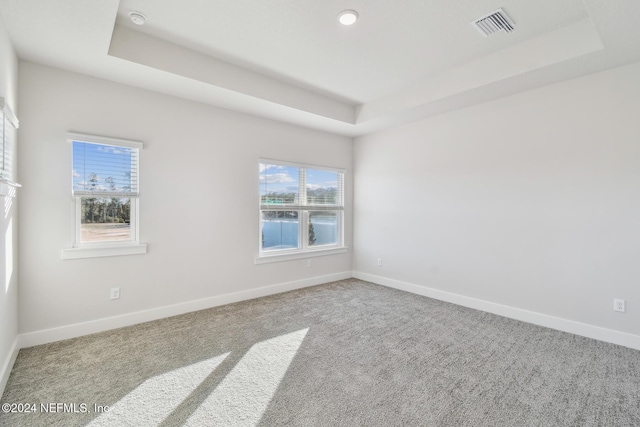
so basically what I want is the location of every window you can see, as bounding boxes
[258,160,346,262]
[0,97,19,185]
[62,133,146,260]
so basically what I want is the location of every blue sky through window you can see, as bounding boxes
[259,164,338,204]
[259,164,299,199]
[306,169,338,197]
[73,142,135,193]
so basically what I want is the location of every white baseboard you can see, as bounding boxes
[18,270,640,354]
[354,271,640,351]
[19,271,352,348]
[1,336,20,397]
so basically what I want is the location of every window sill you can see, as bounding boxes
[255,246,348,264]
[61,243,147,260]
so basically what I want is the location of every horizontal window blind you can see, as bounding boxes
[259,162,344,211]
[0,108,5,179]
[0,97,19,182]
[72,140,139,197]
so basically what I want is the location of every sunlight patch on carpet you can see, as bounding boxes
[87,352,230,426]
[184,328,309,426]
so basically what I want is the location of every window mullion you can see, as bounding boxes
[299,167,307,207]
[298,209,309,250]
[299,168,307,248]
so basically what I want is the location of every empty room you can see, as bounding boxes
[1,0,640,425]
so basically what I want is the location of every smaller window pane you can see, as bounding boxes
[309,211,338,247]
[260,164,300,205]
[81,197,131,243]
[306,169,340,205]
[262,211,299,251]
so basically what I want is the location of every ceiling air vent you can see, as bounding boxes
[471,8,515,37]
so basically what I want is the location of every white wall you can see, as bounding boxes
[18,61,352,339]
[354,61,640,342]
[0,14,19,393]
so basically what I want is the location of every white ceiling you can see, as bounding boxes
[1,0,640,136]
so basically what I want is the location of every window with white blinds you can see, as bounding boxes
[68,133,142,246]
[259,160,345,258]
[0,97,19,183]
[72,141,139,197]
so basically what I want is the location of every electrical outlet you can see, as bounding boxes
[110,287,120,300]
[613,299,625,312]
[307,259,312,268]
[376,258,382,266]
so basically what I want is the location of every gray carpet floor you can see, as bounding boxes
[1,278,639,426]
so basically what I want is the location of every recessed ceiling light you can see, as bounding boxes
[338,10,358,26]
[129,11,147,26]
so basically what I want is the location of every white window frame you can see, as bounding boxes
[256,159,348,264]
[0,97,20,197]
[61,132,147,260]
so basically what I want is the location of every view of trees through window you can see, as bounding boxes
[80,195,131,242]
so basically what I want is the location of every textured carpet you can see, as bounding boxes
[1,279,640,426]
